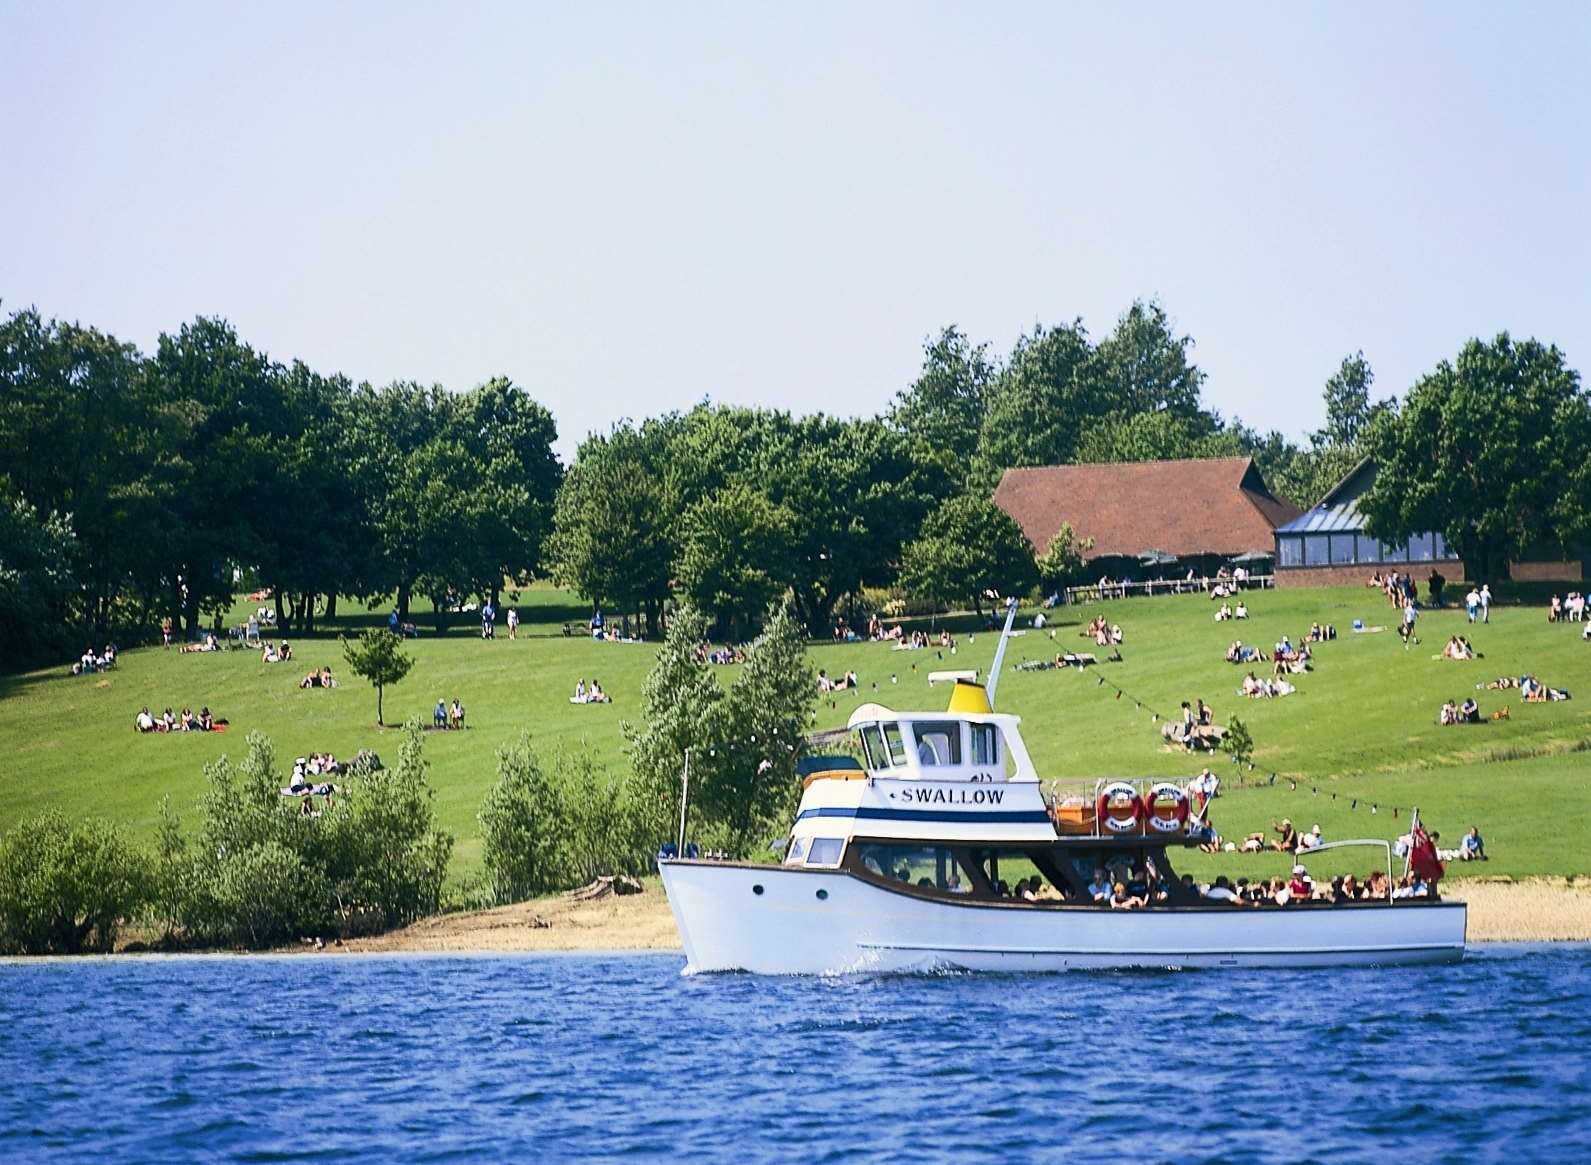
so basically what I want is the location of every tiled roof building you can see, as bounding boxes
[993,457,1300,562]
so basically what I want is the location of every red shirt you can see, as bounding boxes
[1288,876,1312,899]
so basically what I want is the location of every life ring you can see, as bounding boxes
[1097,781,1143,834]
[1143,782,1190,833]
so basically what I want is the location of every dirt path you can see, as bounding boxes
[319,877,1591,955]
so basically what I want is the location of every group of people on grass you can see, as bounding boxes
[1482,674,1572,702]
[260,640,292,664]
[299,666,337,689]
[134,705,216,733]
[1213,600,1249,622]
[1440,635,1479,660]
[570,679,609,704]
[72,644,117,674]
[1439,696,1482,725]
[432,698,468,728]
[817,669,859,693]
[1548,592,1586,623]
[1083,614,1124,646]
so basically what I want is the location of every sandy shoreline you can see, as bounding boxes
[302,877,1591,954]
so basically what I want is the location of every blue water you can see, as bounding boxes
[1,947,1585,1164]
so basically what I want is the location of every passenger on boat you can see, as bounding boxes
[1087,868,1112,903]
[1341,873,1361,900]
[1202,875,1244,904]
[1109,882,1146,910]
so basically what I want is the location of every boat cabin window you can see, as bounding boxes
[911,722,963,766]
[854,843,971,893]
[859,725,889,770]
[882,724,908,766]
[805,837,845,867]
[784,836,809,866]
[970,723,999,768]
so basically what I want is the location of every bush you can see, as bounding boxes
[209,841,330,948]
[480,736,573,903]
[0,812,149,955]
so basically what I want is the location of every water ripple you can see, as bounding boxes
[2,947,1590,1162]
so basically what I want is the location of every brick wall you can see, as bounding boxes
[1276,559,1465,589]
[1510,560,1585,582]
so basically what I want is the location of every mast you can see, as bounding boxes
[984,596,1020,710]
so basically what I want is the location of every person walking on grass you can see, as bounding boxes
[1402,598,1419,648]
[1480,584,1492,623]
[506,606,519,640]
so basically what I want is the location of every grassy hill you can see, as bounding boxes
[2,583,1588,880]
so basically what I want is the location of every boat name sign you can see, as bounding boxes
[887,786,1006,806]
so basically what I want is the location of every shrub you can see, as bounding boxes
[0,812,149,955]
[209,841,330,948]
[480,735,572,903]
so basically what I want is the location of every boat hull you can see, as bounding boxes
[659,860,1467,974]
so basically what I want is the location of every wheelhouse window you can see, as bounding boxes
[882,723,907,766]
[859,724,888,770]
[970,723,999,768]
[784,836,809,866]
[806,837,845,867]
[911,722,963,766]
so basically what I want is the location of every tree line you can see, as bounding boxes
[5,298,1587,665]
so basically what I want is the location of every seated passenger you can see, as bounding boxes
[1109,881,1145,910]
[1203,875,1243,903]
[1087,868,1112,903]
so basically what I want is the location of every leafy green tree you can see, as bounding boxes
[1360,333,1591,582]
[1090,299,1207,419]
[1222,716,1254,768]
[0,483,78,661]
[625,606,727,848]
[1036,522,1094,591]
[479,735,572,903]
[892,326,995,488]
[342,629,415,725]
[900,494,1039,616]
[677,485,797,640]
[972,320,1095,485]
[1316,351,1378,450]
[706,601,814,856]
[0,811,150,955]
[550,423,674,636]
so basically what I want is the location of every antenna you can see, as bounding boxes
[984,596,1020,709]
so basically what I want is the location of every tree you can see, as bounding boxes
[1036,522,1094,591]
[891,326,995,489]
[676,485,797,640]
[972,320,1095,485]
[0,812,149,955]
[1222,716,1254,769]
[549,423,674,635]
[0,482,78,662]
[625,606,726,848]
[1316,351,1377,450]
[1360,333,1591,583]
[900,494,1040,616]
[707,602,814,856]
[341,630,415,725]
[479,735,572,903]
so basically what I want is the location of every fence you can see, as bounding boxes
[1061,574,1275,605]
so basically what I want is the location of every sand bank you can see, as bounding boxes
[320,877,1591,954]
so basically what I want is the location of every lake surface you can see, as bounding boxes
[1,946,1584,1163]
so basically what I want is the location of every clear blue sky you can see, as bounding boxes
[4,2,1587,459]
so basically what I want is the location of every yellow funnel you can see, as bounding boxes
[947,680,992,715]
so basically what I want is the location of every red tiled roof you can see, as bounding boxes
[993,457,1301,560]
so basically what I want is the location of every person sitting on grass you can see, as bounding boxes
[1460,696,1481,723]
[449,698,466,729]
[1271,818,1299,852]
[1439,699,1458,725]
[135,706,156,733]
[1298,823,1324,851]
[1459,826,1487,861]
[161,707,177,732]
[198,706,214,731]
[179,707,196,731]
[588,680,609,703]
[1215,602,1232,622]
[434,698,447,729]
[1234,600,1248,619]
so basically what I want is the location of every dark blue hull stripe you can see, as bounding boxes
[797,807,1053,825]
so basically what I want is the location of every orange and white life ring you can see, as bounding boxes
[1097,781,1143,834]
[1143,782,1190,833]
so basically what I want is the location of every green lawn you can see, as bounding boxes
[2,583,1588,880]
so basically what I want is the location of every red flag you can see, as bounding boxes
[1409,820,1444,883]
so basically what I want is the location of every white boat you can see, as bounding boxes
[659,614,1466,975]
